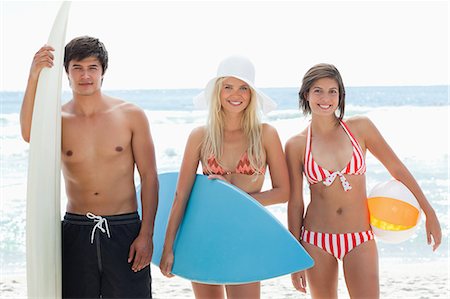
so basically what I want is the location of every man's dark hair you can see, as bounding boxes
[64,36,108,74]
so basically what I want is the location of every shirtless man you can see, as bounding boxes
[20,36,158,298]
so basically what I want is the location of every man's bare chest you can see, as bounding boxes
[61,116,132,163]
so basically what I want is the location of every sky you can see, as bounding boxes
[1,0,449,91]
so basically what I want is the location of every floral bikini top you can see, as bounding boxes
[203,151,266,176]
[303,120,366,191]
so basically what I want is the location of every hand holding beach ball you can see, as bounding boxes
[367,180,421,243]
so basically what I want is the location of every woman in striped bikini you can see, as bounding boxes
[285,63,441,298]
[159,55,290,299]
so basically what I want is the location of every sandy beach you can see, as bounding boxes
[1,258,448,298]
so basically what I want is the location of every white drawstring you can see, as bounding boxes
[86,212,111,244]
[323,171,352,191]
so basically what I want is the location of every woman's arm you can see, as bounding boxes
[285,133,306,242]
[359,116,441,250]
[159,127,204,276]
[286,133,307,293]
[250,124,290,206]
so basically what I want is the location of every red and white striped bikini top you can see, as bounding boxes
[203,151,266,176]
[303,120,366,191]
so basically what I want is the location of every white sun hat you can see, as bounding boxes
[193,55,277,114]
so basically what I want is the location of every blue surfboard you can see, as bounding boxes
[141,172,314,284]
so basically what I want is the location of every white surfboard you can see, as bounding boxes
[26,2,70,298]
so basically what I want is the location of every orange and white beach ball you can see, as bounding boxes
[367,180,421,243]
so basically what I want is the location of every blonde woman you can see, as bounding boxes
[159,56,289,298]
[286,63,441,298]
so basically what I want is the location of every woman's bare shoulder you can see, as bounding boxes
[286,127,308,150]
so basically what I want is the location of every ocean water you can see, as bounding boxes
[1,86,448,274]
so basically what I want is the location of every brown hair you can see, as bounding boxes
[298,63,346,121]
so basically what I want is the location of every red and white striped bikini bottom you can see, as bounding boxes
[301,228,374,260]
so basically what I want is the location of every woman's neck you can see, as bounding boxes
[223,112,243,132]
[310,115,340,134]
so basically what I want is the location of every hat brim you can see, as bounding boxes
[193,76,277,115]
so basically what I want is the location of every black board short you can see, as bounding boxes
[62,212,152,298]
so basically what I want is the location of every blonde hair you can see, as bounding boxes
[201,77,265,175]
